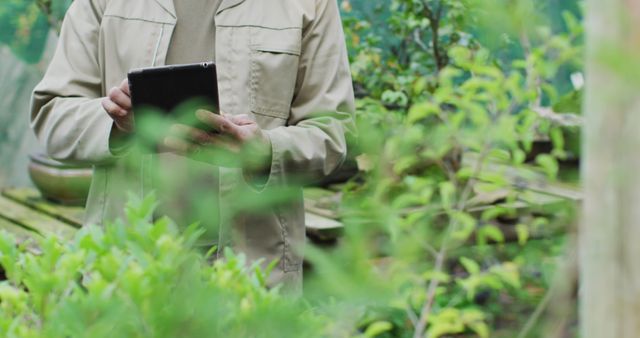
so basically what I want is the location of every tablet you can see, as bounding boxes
[127,62,219,115]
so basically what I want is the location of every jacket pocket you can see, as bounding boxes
[249,28,301,120]
[103,0,176,24]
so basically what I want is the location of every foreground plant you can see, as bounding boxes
[0,194,321,338]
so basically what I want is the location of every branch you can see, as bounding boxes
[520,30,584,130]
[532,107,583,127]
[517,286,553,338]
[413,29,431,53]
[422,0,447,73]
[412,144,493,338]
[412,250,446,338]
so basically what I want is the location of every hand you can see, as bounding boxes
[102,78,134,133]
[163,110,272,170]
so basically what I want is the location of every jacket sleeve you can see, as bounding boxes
[30,0,117,165]
[260,0,356,186]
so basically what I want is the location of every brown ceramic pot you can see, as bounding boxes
[28,153,93,206]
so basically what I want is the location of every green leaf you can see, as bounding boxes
[408,102,439,123]
[439,182,456,210]
[456,167,474,180]
[550,127,565,153]
[477,225,505,245]
[478,172,510,186]
[364,321,393,337]
[481,206,511,221]
[468,320,490,338]
[422,270,452,283]
[451,211,477,241]
[536,154,559,179]
[512,149,526,165]
[515,224,529,246]
[462,309,489,337]
[427,308,465,338]
[413,77,429,96]
[492,262,521,289]
[562,10,583,36]
[488,149,511,162]
[475,183,504,194]
[460,257,481,275]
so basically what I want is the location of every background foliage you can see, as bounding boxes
[0,0,69,63]
[0,1,584,337]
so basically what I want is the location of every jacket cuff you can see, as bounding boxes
[242,128,284,192]
[107,121,134,158]
[81,102,121,164]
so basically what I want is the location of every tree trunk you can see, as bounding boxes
[581,1,640,337]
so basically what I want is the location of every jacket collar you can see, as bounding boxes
[151,0,244,18]
[153,0,176,18]
[217,0,247,14]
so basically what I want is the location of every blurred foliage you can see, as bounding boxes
[0,0,47,63]
[0,0,585,337]
[343,0,582,107]
[0,0,69,63]
[304,1,583,337]
[0,194,322,338]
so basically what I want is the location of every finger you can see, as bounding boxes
[170,124,241,153]
[227,114,254,126]
[196,109,240,136]
[102,97,128,117]
[163,136,194,154]
[108,87,132,111]
[170,124,212,145]
[120,78,131,96]
[206,134,242,153]
[114,118,135,133]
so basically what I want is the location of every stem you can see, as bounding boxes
[406,305,420,327]
[413,29,431,53]
[520,30,543,109]
[517,287,553,338]
[412,250,446,338]
[412,145,492,338]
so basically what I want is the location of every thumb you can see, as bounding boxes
[218,115,244,137]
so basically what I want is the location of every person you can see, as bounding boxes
[30,0,355,292]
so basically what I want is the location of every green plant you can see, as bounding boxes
[0,194,322,338]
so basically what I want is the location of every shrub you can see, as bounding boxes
[0,194,323,338]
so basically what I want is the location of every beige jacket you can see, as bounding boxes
[31,0,355,290]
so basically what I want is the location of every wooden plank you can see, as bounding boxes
[304,187,338,201]
[304,187,340,220]
[2,188,83,227]
[0,217,39,243]
[463,153,583,201]
[521,180,582,202]
[0,195,77,239]
[518,189,568,208]
[305,211,343,241]
[0,217,43,255]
